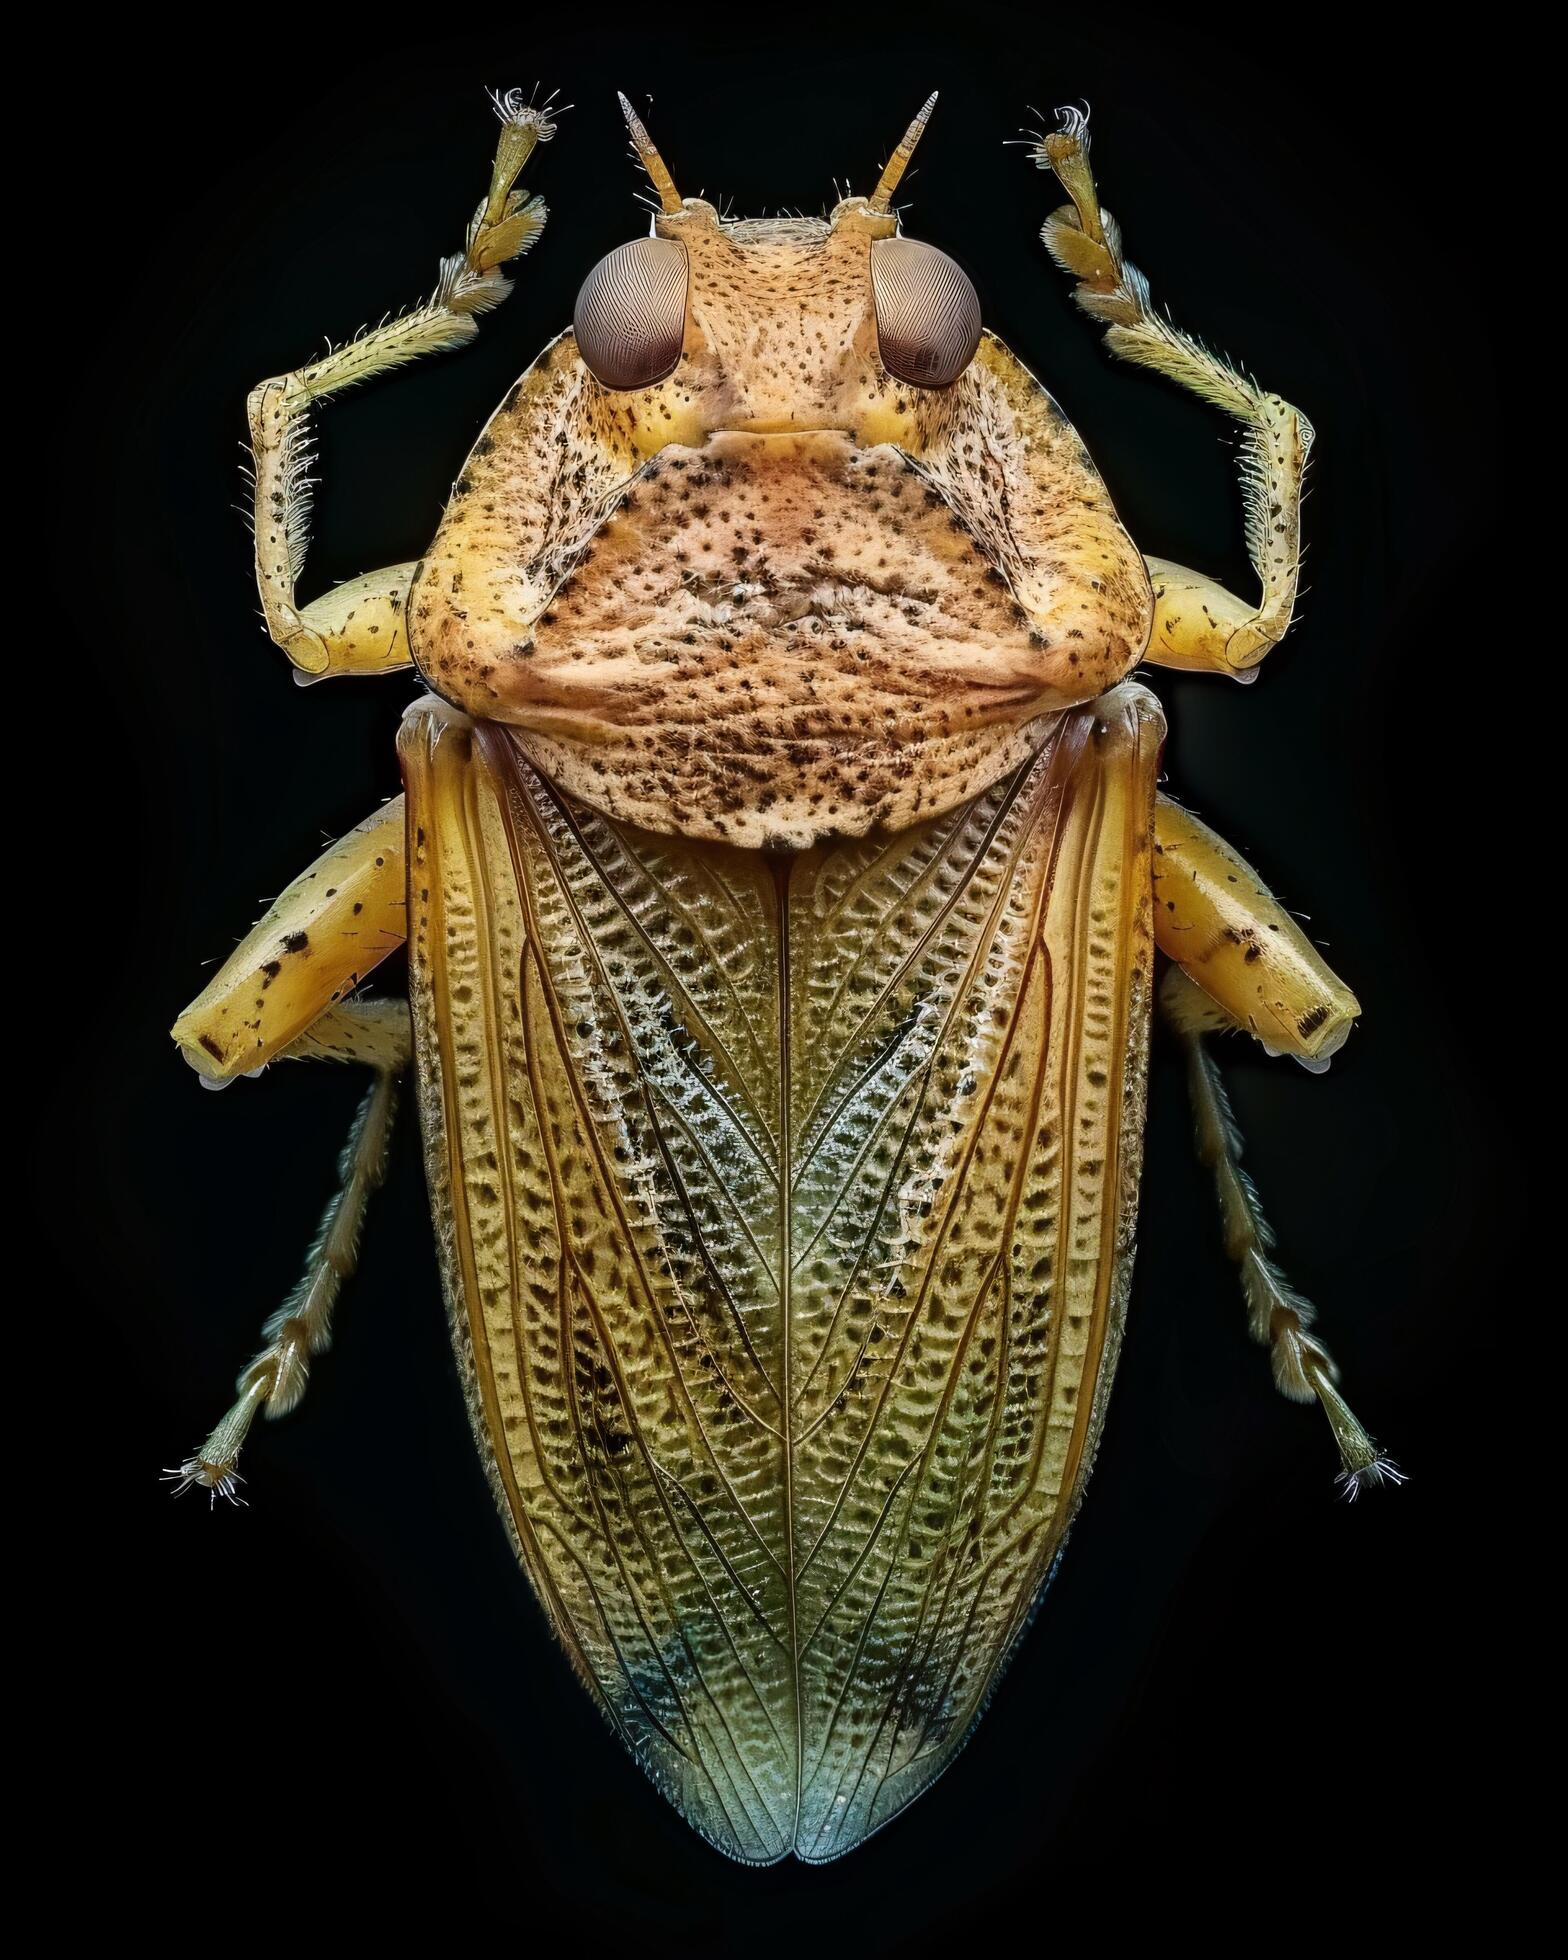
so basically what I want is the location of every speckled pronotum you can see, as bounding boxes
[168,89,1401,1863]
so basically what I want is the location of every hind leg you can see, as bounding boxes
[1163,970,1400,1496]
[166,1001,412,1503]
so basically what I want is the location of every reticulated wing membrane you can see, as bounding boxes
[400,685,1162,1863]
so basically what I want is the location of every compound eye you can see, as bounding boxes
[870,237,982,389]
[573,237,689,390]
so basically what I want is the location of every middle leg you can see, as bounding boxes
[1153,794,1359,1069]
[172,795,407,1082]
[168,798,415,1496]
[1150,797,1397,1493]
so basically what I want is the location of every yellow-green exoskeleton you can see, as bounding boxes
[169,89,1399,1865]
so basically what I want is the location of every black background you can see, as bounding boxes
[42,8,1516,1949]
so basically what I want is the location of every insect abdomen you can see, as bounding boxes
[400,682,1162,1863]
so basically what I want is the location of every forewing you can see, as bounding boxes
[785,685,1162,1856]
[400,682,1163,1863]
[401,698,797,1865]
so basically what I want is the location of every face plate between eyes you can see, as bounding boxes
[572,202,982,408]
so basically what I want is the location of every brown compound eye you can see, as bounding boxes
[870,237,982,389]
[573,236,689,390]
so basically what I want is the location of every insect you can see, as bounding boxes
[169,87,1401,1864]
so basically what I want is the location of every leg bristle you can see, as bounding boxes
[1335,1454,1408,1502]
[162,1461,249,1509]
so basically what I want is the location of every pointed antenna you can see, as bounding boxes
[618,91,682,214]
[867,92,938,213]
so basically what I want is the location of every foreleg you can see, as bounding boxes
[248,91,556,679]
[1035,108,1310,681]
